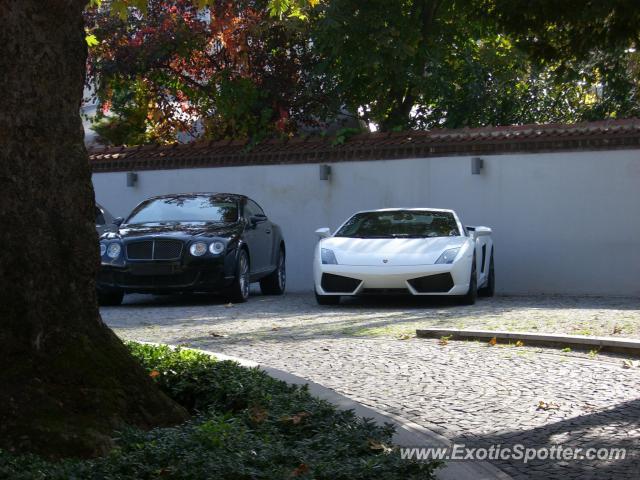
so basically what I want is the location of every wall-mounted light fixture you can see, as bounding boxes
[319,164,332,181]
[471,157,484,175]
[126,171,138,187]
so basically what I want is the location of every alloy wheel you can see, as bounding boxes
[239,252,249,299]
[277,254,286,291]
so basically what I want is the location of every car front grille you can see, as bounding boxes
[154,240,183,259]
[126,240,183,260]
[408,273,454,293]
[114,271,198,287]
[321,273,361,293]
[361,288,409,295]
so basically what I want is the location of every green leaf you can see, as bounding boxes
[85,34,99,47]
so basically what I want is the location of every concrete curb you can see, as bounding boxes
[194,349,513,480]
[415,328,640,355]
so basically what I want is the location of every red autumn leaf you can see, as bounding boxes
[290,463,309,477]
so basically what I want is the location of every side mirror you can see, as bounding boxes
[315,227,331,238]
[474,226,492,236]
[250,214,267,226]
[113,217,124,226]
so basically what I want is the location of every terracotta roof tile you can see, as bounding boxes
[89,119,640,172]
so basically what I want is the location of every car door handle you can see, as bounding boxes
[265,229,271,234]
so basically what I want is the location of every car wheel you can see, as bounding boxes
[478,250,495,297]
[229,249,250,303]
[315,289,341,305]
[260,247,286,295]
[97,289,124,306]
[458,258,477,305]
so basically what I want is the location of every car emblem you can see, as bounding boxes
[383,259,389,263]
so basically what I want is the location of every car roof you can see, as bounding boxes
[357,207,456,214]
[144,193,247,202]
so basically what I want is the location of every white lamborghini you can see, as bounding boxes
[313,208,494,305]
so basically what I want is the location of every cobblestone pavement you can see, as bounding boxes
[103,293,640,479]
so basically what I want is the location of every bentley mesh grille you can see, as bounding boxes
[154,240,184,259]
[114,271,197,287]
[126,240,183,260]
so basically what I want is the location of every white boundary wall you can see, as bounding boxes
[93,149,640,296]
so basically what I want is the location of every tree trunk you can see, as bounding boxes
[0,0,187,459]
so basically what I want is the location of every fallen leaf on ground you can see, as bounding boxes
[281,411,311,425]
[397,333,412,340]
[515,340,525,347]
[271,326,280,331]
[622,359,639,369]
[537,400,560,411]
[292,412,311,424]
[290,464,309,477]
[249,406,268,424]
[368,439,392,453]
[209,332,227,338]
[488,337,497,346]
[439,335,451,346]
[612,324,623,335]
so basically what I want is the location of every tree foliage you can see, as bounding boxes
[85,0,321,144]
[487,0,640,121]
[312,0,640,131]
[86,0,640,143]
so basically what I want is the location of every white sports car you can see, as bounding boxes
[313,208,494,305]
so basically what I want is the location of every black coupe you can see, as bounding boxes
[97,193,286,305]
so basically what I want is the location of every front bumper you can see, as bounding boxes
[313,261,471,296]
[98,256,236,294]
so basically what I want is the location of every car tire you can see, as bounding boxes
[97,289,124,306]
[228,248,250,303]
[478,250,495,297]
[458,258,477,305]
[260,247,286,295]
[315,289,341,305]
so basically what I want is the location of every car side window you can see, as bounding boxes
[243,201,256,219]
[95,206,105,226]
[244,200,265,218]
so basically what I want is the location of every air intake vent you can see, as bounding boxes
[321,273,361,293]
[408,273,454,293]
[126,240,183,260]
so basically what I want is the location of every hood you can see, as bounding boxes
[320,236,469,266]
[100,221,243,241]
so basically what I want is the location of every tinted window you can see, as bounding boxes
[244,200,265,218]
[95,206,105,226]
[126,196,239,224]
[335,210,460,238]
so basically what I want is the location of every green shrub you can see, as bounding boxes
[0,343,440,479]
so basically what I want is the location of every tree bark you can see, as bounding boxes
[0,0,187,458]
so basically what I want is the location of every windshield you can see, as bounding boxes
[126,196,239,224]
[335,210,460,238]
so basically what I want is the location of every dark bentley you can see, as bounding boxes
[97,193,286,305]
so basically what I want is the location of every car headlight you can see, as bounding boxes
[321,248,338,265]
[209,241,225,255]
[190,242,208,256]
[100,243,107,256]
[107,243,121,259]
[435,247,460,264]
